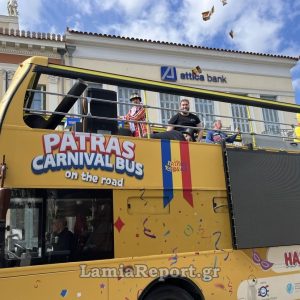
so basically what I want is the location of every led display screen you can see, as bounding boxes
[225,148,300,249]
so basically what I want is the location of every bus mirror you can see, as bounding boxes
[0,188,11,220]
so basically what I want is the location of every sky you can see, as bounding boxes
[1,0,300,102]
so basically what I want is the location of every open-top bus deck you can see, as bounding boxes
[0,56,300,299]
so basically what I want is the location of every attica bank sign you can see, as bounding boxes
[160,66,227,83]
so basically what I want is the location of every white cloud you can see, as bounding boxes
[288,1,300,20]
[280,44,300,58]
[67,0,152,16]
[291,63,300,103]
[18,0,43,30]
[178,0,236,41]
[0,0,298,61]
[229,10,283,53]
[66,0,92,15]
[93,0,289,54]
[96,0,152,16]
[293,78,300,90]
[177,0,286,51]
[0,2,7,15]
[97,2,183,43]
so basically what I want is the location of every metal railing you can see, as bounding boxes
[24,88,299,148]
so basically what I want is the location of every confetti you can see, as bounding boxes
[60,290,68,298]
[202,6,215,21]
[192,65,202,75]
[202,11,211,21]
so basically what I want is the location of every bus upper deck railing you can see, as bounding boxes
[24,88,299,149]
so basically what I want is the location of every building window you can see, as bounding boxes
[31,85,46,111]
[261,96,280,135]
[87,83,103,90]
[118,87,141,116]
[160,93,180,125]
[195,98,214,129]
[231,104,250,133]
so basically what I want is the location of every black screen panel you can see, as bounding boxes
[225,148,300,249]
[86,88,117,134]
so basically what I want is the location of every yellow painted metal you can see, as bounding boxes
[0,56,300,300]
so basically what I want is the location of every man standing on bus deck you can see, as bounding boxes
[167,98,203,141]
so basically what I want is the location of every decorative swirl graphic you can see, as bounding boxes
[226,276,233,296]
[139,188,145,200]
[143,218,156,239]
[184,224,194,236]
[169,247,178,265]
[34,280,41,288]
[213,231,221,250]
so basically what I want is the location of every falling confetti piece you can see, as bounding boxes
[229,30,234,39]
[143,218,157,238]
[164,230,170,236]
[60,289,68,298]
[192,65,202,75]
[214,283,226,290]
[202,11,211,21]
[169,247,178,265]
[202,5,215,21]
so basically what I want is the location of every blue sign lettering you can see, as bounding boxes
[160,66,227,84]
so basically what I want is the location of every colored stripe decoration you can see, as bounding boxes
[180,141,193,207]
[160,139,193,207]
[161,140,174,207]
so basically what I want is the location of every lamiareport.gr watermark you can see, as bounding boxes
[79,264,220,282]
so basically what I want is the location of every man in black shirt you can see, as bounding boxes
[167,99,203,141]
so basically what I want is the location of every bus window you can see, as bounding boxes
[5,190,43,267]
[45,189,114,264]
[3,189,114,267]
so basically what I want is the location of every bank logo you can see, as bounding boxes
[161,66,177,82]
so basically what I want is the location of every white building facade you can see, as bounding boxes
[65,29,298,135]
[0,14,298,136]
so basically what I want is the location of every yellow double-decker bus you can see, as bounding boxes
[1,56,300,300]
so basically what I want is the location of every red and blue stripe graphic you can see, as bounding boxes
[180,141,193,207]
[161,140,193,207]
[161,140,174,207]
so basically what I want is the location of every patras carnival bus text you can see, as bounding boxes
[31,132,144,183]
